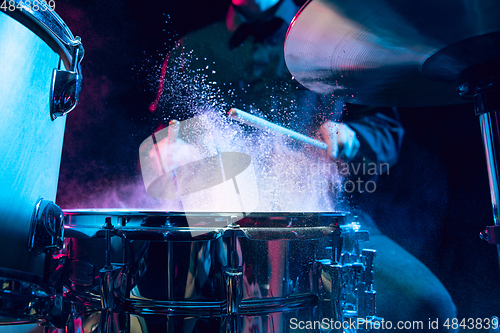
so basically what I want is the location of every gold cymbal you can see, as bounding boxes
[284,0,500,107]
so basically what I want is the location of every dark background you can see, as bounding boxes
[54,0,499,325]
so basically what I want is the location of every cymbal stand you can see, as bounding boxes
[459,74,500,268]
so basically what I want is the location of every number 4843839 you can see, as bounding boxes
[443,317,499,330]
[1,0,56,12]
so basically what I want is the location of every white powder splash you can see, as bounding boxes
[61,50,346,213]
[140,110,344,212]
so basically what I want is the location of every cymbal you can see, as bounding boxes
[284,0,500,107]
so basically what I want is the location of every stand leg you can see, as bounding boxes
[474,87,500,268]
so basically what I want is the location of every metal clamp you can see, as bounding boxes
[50,38,84,120]
[28,198,65,255]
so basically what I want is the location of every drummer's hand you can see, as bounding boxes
[320,121,360,160]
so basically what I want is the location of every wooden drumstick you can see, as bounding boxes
[228,108,328,150]
[167,119,180,143]
[151,119,180,177]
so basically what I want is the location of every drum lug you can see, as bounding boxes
[100,264,127,311]
[99,249,128,333]
[317,261,343,321]
[357,250,377,318]
[28,198,65,255]
[224,227,243,315]
[223,267,243,315]
[361,249,376,286]
[100,217,128,313]
[324,223,383,329]
[50,39,84,120]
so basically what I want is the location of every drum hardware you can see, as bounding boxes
[0,198,69,327]
[24,198,70,328]
[59,217,131,333]
[95,218,131,333]
[0,196,71,327]
[0,278,50,324]
[458,73,500,266]
[224,223,243,316]
[100,217,120,312]
[314,260,343,320]
[223,261,243,330]
[339,227,379,322]
[28,198,65,255]
[314,222,382,332]
[357,249,376,318]
[20,210,382,332]
[50,38,84,120]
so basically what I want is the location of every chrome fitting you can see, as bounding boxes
[28,198,65,255]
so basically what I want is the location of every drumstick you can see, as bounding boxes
[152,119,180,177]
[167,119,180,143]
[228,108,328,150]
[166,120,182,200]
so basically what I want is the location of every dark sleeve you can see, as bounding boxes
[344,107,405,180]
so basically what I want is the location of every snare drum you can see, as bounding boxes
[0,1,83,324]
[60,210,345,332]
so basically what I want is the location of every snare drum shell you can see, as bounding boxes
[0,11,66,279]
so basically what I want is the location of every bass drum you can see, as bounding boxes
[0,1,83,324]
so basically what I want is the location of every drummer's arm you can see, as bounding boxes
[319,121,360,161]
[321,108,405,181]
[346,109,404,172]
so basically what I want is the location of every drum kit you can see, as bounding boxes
[1,0,500,332]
